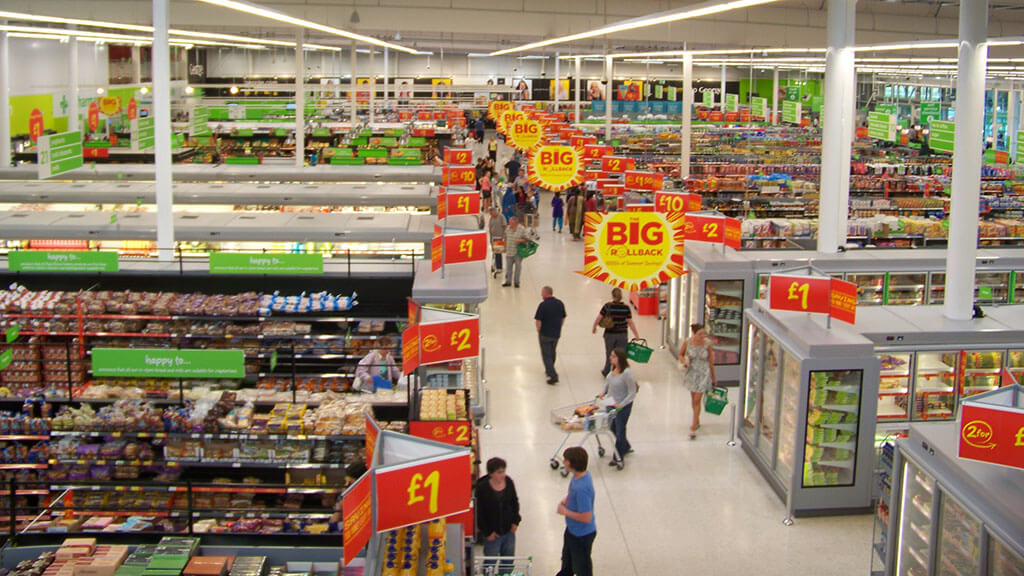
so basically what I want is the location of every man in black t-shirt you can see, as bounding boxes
[505,156,522,182]
[535,286,566,385]
[592,287,640,376]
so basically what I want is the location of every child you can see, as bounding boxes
[551,191,564,233]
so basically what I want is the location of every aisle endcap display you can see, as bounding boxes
[411,260,488,305]
[957,384,1024,471]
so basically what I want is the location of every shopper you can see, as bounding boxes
[567,189,584,240]
[502,217,530,287]
[534,286,566,385]
[476,117,486,142]
[475,158,487,190]
[488,207,506,274]
[354,336,402,393]
[501,182,517,222]
[505,154,522,182]
[551,191,565,233]
[479,169,493,213]
[584,190,598,213]
[488,137,499,162]
[556,446,596,576]
[678,323,717,440]
[592,287,640,377]
[601,347,637,465]
[475,457,521,569]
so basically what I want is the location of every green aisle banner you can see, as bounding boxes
[209,253,324,275]
[702,91,714,108]
[0,350,11,372]
[191,107,211,138]
[811,96,824,114]
[781,100,802,125]
[132,117,155,150]
[921,102,942,125]
[930,120,955,154]
[751,97,768,119]
[8,250,119,273]
[785,86,801,101]
[725,93,739,112]
[875,104,896,115]
[37,131,82,179]
[868,111,897,142]
[91,348,245,379]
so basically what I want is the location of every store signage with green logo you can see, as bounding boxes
[91,348,245,379]
[0,350,12,372]
[8,251,118,273]
[781,100,802,125]
[978,286,994,300]
[785,86,801,101]
[725,93,738,112]
[702,91,714,108]
[37,131,82,179]
[751,97,768,119]
[921,102,941,125]
[868,111,898,142]
[191,107,211,137]
[930,120,955,154]
[132,117,155,150]
[209,253,324,275]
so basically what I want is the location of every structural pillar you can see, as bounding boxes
[990,88,1000,148]
[1008,85,1017,162]
[771,67,779,126]
[818,0,857,254]
[295,29,305,168]
[350,41,357,124]
[152,0,174,260]
[574,57,581,124]
[69,35,79,132]
[383,47,389,111]
[944,0,989,321]
[554,52,560,113]
[369,49,376,124]
[681,52,693,179]
[132,45,142,84]
[720,64,727,113]
[0,29,10,168]
[604,55,613,141]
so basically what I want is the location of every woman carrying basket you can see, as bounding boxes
[600,348,637,467]
[678,323,716,440]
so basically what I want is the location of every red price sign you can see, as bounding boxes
[768,275,832,314]
[375,452,473,532]
[444,148,473,165]
[571,135,597,148]
[28,109,44,143]
[443,230,487,265]
[402,324,420,375]
[443,166,476,187]
[724,217,742,250]
[446,191,481,217]
[601,156,635,173]
[655,192,699,215]
[365,413,382,466]
[603,184,625,197]
[958,403,1024,470]
[431,225,443,272]
[419,317,480,366]
[399,111,413,121]
[684,213,725,243]
[624,170,664,191]
[724,111,739,123]
[559,128,581,140]
[127,98,137,121]
[739,109,751,122]
[88,101,100,132]
[581,144,613,160]
[437,187,447,220]
[829,278,858,325]
[409,420,473,446]
[342,471,373,565]
[585,170,607,181]
[625,203,655,212]
[709,110,723,122]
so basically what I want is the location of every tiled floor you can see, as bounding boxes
[472,140,872,575]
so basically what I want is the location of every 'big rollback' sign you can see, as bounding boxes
[580,211,686,291]
[527,144,584,192]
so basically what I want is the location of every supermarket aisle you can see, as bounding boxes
[476,187,872,574]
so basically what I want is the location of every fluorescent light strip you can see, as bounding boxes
[9,32,68,41]
[0,25,273,49]
[560,47,825,60]
[489,0,783,56]
[192,0,418,53]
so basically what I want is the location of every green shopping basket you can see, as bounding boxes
[704,386,729,415]
[517,240,538,258]
[626,338,653,363]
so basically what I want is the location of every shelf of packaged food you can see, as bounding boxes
[49,459,172,467]
[50,430,365,442]
[50,483,342,495]
[0,435,51,441]
[166,459,349,469]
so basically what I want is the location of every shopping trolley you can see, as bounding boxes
[473,556,532,576]
[490,239,505,278]
[549,400,622,475]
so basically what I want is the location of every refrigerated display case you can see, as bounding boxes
[875,423,1023,576]
[878,353,912,421]
[913,352,958,421]
[740,300,880,515]
[851,273,887,305]
[886,273,928,306]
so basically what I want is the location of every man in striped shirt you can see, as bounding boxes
[592,287,640,377]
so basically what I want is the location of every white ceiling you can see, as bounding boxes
[3,0,1024,55]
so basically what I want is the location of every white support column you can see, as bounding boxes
[554,52,560,113]
[720,64,727,113]
[132,45,142,84]
[771,67,779,126]
[350,41,357,124]
[944,0,989,321]
[1008,85,1017,162]
[604,55,613,141]
[369,49,376,124]
[818,0,857,254]
[152,0,174,260]
[69,36,80,132]
[681,52,693,179]
[383,47,389,111]
[990,88,1000,148]
[295,29,305,168]
[0,29,10,168]
[574,57,581,124]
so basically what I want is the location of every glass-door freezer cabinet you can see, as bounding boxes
[741,300,880,516]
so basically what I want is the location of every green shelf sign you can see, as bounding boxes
[38,131,83,179]
[725,93,739,112]
[0,350,12,372]
[209,253,323,275]
[702,90,714,108]
[781,100,802,125]
[313,128,332,138]
[930,120,955,154]
[868,111,897,142]
[8,251,118,273]
[921,102,941,125]
[407,137,427,147]
[751,97,768,119]
[91,348,245,379]
[1017,130,1024,162]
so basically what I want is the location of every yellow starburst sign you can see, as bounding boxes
[580,211,686,291]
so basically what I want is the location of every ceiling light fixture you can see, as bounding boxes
[489,0,783,56]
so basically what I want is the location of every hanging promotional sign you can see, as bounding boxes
[868,111,897,142]
[527,145,585,192]
[684,213,740,249]
[442,165,476,187]
[375,451,473,532]
[87,101,100,132]
[571,135,597,148]
[829,278,858,325]
[655,192,702,215]
[438,187,480,220]
[624,171,664,191]
[443,148,473,165]
[920,102,942,125]
[768,274,832,315]
[725,93,739,112]
[507,118,544,152]
[601,156,635,173]
[488,100,512,121]
[408,420,473,447]
[442,230,487,265]
[930,120,955,154]
[957,386,1024,470]
[580,211,686,291]
[751,97,768,120]
[702,91,714,108]
[781,100,802,125]
[342,472,373,566]
[498,109,525,136]
[28,109,45,143]
[37,131,83,180]
[581,144,613,161]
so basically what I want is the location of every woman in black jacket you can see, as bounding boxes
[475,457,521,566]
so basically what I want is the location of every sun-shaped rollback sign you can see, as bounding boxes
[526,144,585,192]
[580,211,686,291]
[507,118,545,152]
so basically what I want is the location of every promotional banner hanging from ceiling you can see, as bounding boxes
[527,144,585,192]
[488,100,512,121]
[497,109,526,136]
[580,211,686,291]
[507,118,545,152]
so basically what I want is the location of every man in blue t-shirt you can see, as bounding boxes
[556,446,596,576]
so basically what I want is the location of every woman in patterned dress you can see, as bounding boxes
[678,323,716,440]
